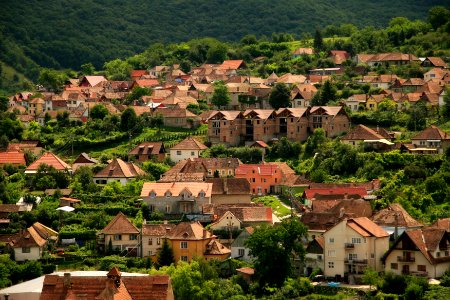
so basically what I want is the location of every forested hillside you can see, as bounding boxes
[0,0,448,71]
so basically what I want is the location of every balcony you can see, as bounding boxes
[345,243,355,249]
[397,256,415,262]
[344,259,368,265]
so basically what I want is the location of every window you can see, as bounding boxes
[165,204,170,213]
[181,241,188,249]
[228,170,232,175]
[351,237,362,244]
[328,262,334,268]
[328,250,336,257]
[150,192,156,198]
[391,263,398,270]
[208,169,212,176]
[418,265,426,272]
[148,250,152,256]
[165,192,171,198]
[317,255,322,260]
[157,238,161,245]
[437,251,441,257]
[445,251,449,257]
[22,247,31,253]
[148,238,153,245]
[199,192,205,198]
[371,253,375,259]
[181,256,188,262]
[176,150,181,155]
[348,253,358,260]
[238,248,245,256]
[114,234,122,241]
[329,237,334,243]
[130,234,137,241]
[191,151,195,156]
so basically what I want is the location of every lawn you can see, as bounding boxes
[252,195,291,217]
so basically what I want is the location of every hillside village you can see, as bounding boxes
[0,7,450,300]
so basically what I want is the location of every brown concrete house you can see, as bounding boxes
[276,107,310,142]
[97,212,140,256]
[141,221,176,258]
[153,107,200,128]
[410,125,450,154]
[204,203,273,227]
[93,158,146,185]
[309,106,350,137]
[356,52,420,67]
[129,142,166,162]
[341,124,394,151]
[383,228,450,278]
[206,178,251,204]
[40,267,174,300]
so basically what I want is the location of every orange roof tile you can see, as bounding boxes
[170,137,207,150]
[26,152,71,172]
[101,212,139,235]
[94,158,146,178]
[141,182,212,198]
[0,151,26,166]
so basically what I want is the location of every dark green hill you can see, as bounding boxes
[0,0,448,70]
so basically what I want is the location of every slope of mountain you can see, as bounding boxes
[0,0,448,70]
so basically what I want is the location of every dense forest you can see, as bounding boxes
[0,0,448,71]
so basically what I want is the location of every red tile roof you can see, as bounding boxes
[26,152,71,171]
[94,158,146,178]
[0,151,26,166]
[141,182,212,198]
[304,188,367,199]
[129,142,165,156]
[371,203,422,228]
[341,124,391,141]
[170,136,207,150]
[347,217,389,238]
[100,212,139,235]
[412,125,450,141]
[219,60,245,70]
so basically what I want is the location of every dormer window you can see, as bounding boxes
[165,192,171,198]
[150,192,156,198]
[199,192,205,198]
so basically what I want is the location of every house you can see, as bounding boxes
[97,212,140,256]
[93,158,146,185]
[0,204,25,219]
[129,142,166,162]
[371,203,423,239]
[28,98,45,116]
[209,210,242,232]
[234,162,294,195]
[204,203,273,227]
[305,236,325,275]
[341,124,394,151]
[383,228,450,278]
[79,75,107,87]
[6,140,43,155]
[141,221,176,258]
[131,69,149,80]
[309,106,350,137]
[290,85,317,108]
[277,107,310,142]
[10,222,58,261]
[424,68,447,82]
[219,60,246,71]
[140,181,213,214]
[421,57,448,68]
[168,221,230,262]
[206,178,251,204]
[0,151,26,167]
[71,152,98,171]
[59,197,81,208]
[39,268,174,300]
[329,50,350,65]
[410,125,450,154]
[231,227,254,261]
[344,94,367,112]
[323,217,389,279]
[25,152,72,175]
[169,137,208,163]
[302,187,368,207]
[292,47,314,58]
[356,52,420,67]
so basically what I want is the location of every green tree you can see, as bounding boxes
[206,43,228,64]
[428,6,450,30]
[104,59,132,81]
[245,218,307,287]
[120,107,138,132]
[80,62,95,75]
[157,238,174,267]
[38,68,67,92]
[313,29,325,53]
[210,81,231,109]
[319,80,336,104]
[362,267,381,291]
[0,96,8,112]
[269,83,291,109]
[90,104,109,120]
[442,87,450,120]
[125,86,152,105]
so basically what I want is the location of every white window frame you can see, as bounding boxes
[181,241,188,249]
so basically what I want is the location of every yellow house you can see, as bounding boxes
[28,97,45,116]
[168,221,230,262]
[383,228,450,278]
[365,95,385,111]
[323,217,389,279]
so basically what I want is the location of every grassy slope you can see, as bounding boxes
[0,62,33,96]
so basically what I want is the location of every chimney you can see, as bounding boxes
[63,273,71,288]
[339,207,345,218]
[203,229,207,238]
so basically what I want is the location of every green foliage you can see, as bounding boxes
[313,29,325,53]
[157,238,175,268]
[245,218,307,288]
[211,81,231,108]
[424,286,450,300]
[253,196,291,217]
[268,137,302,160]
[205,144,263,164]
[120,107,138,132]
[125,86,152,105]
[38,68,67,92]
[362,267,381,290]
[269,83,291,109]
[90,104,109,120]
[104,58,132,80]
[141,161,170,181]
[428,6,450,30]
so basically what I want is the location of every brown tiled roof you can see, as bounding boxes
[341,124,391,141]
[80,76,107,87]
[0,151,26,166]
[347,217,389,238]
[371,203,422,228]
[10,226,47,248]
[205,239,231,255]
[0,204,21,213]
[142,223,176,236]
[170,136,207,150]
[236,267,255,275]
[100,212,139,234]
[293,48,314,55]
[40,271,172,300]
[26,152,71,171]
[60,197,81,203]
[153,108,197,120]
[312,199,372,217]
[304,188,367,199]
[424,57,448,68]
[430,218,450,230]
[412,125,450,141]
[185,157,242,170]
[169,221,212,240]
[206,178,251,195]
[210,204,273,224]
[73,152,98,164]
[301,212,341,231]
[94,158,146,178]
[219,60,244,70]
[309,180,380,191]
[129,142,164,156]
